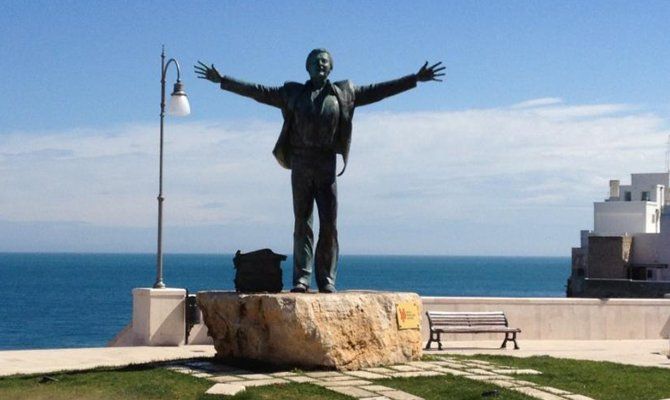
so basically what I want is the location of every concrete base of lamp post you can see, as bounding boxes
[131,288,186,346]
[108,288,212,347]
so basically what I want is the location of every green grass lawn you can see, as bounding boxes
[0,366,350,400]
[0,364,534,400]
[365,375,532,400]
[460,354,670,400]
[0,366,213,400]
[2,355,669,400]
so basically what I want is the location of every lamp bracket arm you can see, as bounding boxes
[163,58,182,82]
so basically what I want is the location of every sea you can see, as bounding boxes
[0,253,569,350]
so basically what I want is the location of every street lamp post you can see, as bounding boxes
[154,46,190,289]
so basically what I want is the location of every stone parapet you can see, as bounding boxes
[422,296,670,341]
[197,291,422,370]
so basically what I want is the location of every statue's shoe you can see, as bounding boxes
[319,284,337,293]
[290,284,308,293]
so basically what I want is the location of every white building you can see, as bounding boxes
[583,172,670,282]
[593,173,668,236]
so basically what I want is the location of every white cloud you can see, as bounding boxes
[510,97,564,108]
[1,99,668,254]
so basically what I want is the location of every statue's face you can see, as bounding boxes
[307,52,332,81]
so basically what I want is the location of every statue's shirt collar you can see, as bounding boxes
[305,79,335,94]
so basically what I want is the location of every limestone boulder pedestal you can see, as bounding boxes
[197,291,422,370]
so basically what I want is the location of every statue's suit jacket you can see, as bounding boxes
[221,74,417,175]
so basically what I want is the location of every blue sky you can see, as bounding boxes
[1,1,670,255]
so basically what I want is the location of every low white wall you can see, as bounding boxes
[422,297,670,341]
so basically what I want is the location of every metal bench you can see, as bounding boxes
[425,311,521,350]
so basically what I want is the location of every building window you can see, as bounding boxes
[624,191,632,201]
[642,191,650,201]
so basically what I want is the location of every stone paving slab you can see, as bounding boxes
[487,374,514,380]
[407,361,438,368]
[327,375,362,382]
[565,395,596,400]
[377,389,425,400]
[465,368,496,375]
[488,379,518,388]
[493,368,543,375]
[431,360,465,368]
[205,383,246,396]
[238,378,288,387]
[237,373,274,380]
[270,371,298,377]
[305,371,346,378]
[326,385,378,398]
[511,386,566,400]
[468,364,495,370]
[364,367,397,374]
[210,375,244,383]
[315,379,374,387]
[432,367,467,376]
[360,384,397,392]
[539,386,572,395]
[464,374,502,381]
[285,375,318,383]
[346,370,390,380]
[359,397,392,400]
[388,365,423,372]
[416,363,443,370]
[511,380,538,387]
[388,370,443,378]
[465,360,493,366]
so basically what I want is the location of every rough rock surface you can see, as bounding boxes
[197,291,422,370]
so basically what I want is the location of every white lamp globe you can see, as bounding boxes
[168,81,190,116]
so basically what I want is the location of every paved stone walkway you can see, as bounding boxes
[0,345,216,377]
[166,356,597,400]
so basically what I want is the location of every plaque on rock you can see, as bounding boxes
[396,301,421,330]
[233,249,286,293]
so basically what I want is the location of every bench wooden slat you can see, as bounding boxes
[435,327,521,333]
[431,317,507,322]
[427,311,505,315]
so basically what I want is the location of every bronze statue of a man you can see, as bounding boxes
[195,49,444,293]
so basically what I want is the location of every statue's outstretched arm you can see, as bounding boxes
[354,61,444,107]
[195,61,283,108]
[354,75,417,107]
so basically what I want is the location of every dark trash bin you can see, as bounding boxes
[233,249,286,293]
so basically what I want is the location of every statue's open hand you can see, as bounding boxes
[416,61,445,82]
[194,61,222,84]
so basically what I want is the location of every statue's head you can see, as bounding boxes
[306,48,333,82]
